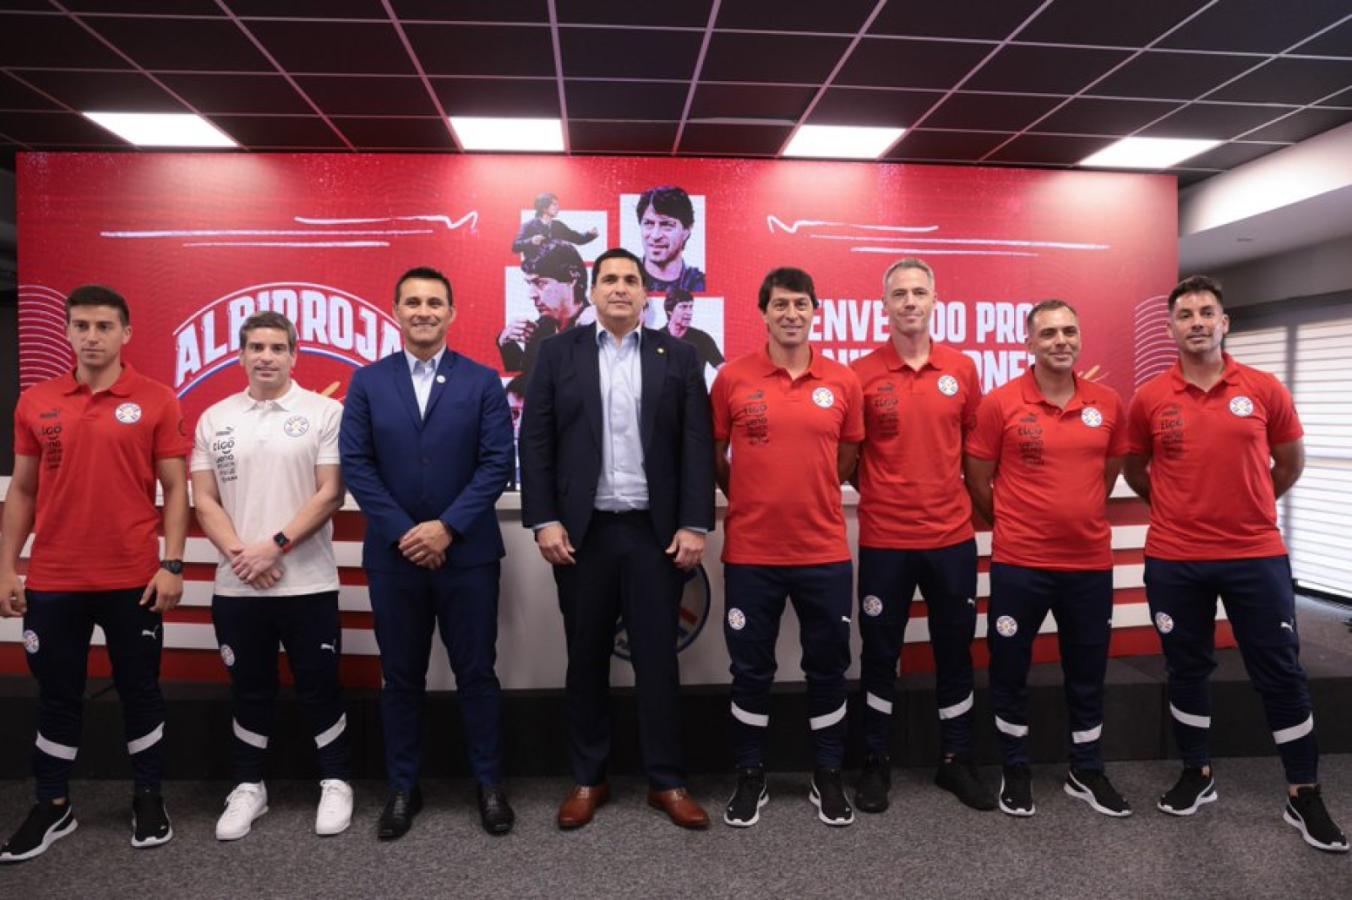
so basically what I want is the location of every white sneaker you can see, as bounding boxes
[315,779,353,836]
[216,782,268,841]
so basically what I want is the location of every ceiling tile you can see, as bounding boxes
[390,0,550,22]
[1292,17,1352,56]
[431,78,560,117]
[0,75,64,111]
[1036,97,1184,135]
[836,38,993,90]
[807,88,940,127]
[1182,141,1287,169]
[965,45,1132,94]
[0,111,127,145]
[1207,58,1352,105]
[565,80,688,121]
[19,70,187,113]
[156,73,313,114]
[207,114,347,147]
[1172,169,1215,187]
[334,116,453,149]
[1237,106,1352,142]
[923,93,1062,132]
[65,0,223,12]
[699,32,848,84]
[1091,51,1260,100]
[245,20,415,74]
[1139,102,1294,139]
[869,0,1045,41]
[406,24,555,77]
[230,0,390,18]
[1158,0,1351,53]
[557,0,712,28]
[86,16,273,71]
[688,84,815,121]
[886,129,1014,160]
[1315,86,1352,107]
[986,133,1116,164]
[678,122,791,155]
[296,76,437,116]
[715,0,877,34]
[0,14,134,69]
[560,27,703,80]
[569,121,679,153]
[1016,0,1212,48]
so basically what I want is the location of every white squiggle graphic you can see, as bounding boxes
[849,247,1039,257]
[296,213,480,234]
[767,216,938,234]
[100,212,477,248]
[183,241,390,248]
[811,235,1109,251]
[102,229,433,238]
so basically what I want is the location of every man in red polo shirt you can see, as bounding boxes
[1,285,190,863]
[1124,274,1346,853]
[712,267,864,829]
[850,257,992,814]
[965,299,1130,819]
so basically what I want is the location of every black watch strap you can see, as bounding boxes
[273,531,292,551]
[160,559,184,575]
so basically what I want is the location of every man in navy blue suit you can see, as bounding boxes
[339,266,515,840]
[520,247,715,831]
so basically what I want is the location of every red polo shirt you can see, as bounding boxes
[852,341,981,549]
[1127,353,1302,561]
[711,346,865,566]
[966,369,1127,571]
[13,364,191,591]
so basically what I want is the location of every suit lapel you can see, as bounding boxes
[640,328,666,453]
[574,325,603,452]
[423,350,454,420]
[390,353,423,431]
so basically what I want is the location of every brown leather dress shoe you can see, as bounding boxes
[647,787,710,830]
[557,784,610,829]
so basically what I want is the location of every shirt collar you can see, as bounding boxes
[1019,366,1088,411]
[404,347,445,374]
[596,324,642,349]
[880,338,944,373]
[1168,351,1241,392]
[244,380,303,411]
[62,362,136,396]
[757,343,824,380]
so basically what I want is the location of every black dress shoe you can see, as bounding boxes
[377,787,423,841]
[478,784,515,836]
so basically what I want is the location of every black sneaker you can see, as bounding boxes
[1157,767,1217,816]
[0,801,77,864]
[724,767,768,827]
[1064,768,1132,818]
[935,756,997,811]
[809,768,854,827]
[999,765,1035,817]
[131,787,173,848]
[854,754,891,814]
[1284,786,1350,853]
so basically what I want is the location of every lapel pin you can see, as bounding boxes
[657,347,665,355]
[436,374,446,383]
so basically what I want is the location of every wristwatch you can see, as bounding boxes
[273,531,292,553]
[160,559,184,575]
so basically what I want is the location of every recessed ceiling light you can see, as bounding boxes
[1079,136,1220,170]
[783,124,905,160]
[83,112,237,148]
[448,116,564,152]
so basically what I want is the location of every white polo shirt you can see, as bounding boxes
[191,381,342,597]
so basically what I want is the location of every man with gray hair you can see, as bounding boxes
[850,259,992,814]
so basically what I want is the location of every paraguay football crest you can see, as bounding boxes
[115,402,143,424]
[812,387,836,409]
[995,615,1018,638]
[22,629,40,654]
[937,374,960,397]
[613,564,711,660]
[220,644,236,667]
[1081,407,1103,428]
[1229,395,1254,417]
[283,415,310,437]
[1154,611,1175,634]
[862,595,884,617]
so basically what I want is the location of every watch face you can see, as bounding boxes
[161,560,183,575]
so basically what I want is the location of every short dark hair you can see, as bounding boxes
[524,240,588,309]
[636,185,695,228]
[66,284,130,326]
[394,266,453,307]
[1025,299,1079,334]
[1168,274,1223,310]
[239,310,298,353]
[534,192,558,215]
[591,247,644,288]
[758,267,818,311]
[664,288,694,316]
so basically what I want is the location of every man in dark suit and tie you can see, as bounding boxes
[339,266,515,840]
[520,247,714,830]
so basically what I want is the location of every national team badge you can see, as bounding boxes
[220,644,236,667]
[812,387,835,409]
[995,615,1018,637]
[1154,612,1175,634]
[727,607,747,631]
[862,595,883,617]
[283,415,310,438]
[114,402,142,424]
[22,629,39,654]
[937,374,959,397]
[1081,407,1103,428]
[1229,395,1254,417]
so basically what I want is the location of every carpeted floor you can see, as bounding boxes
[1,755,1348,898]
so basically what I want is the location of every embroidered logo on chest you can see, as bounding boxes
[114,402,142,424]
[811,387,835,409]
[1228,395,1254,417]
[936,374,959,397]
[1081,407,1103,428]
[283,415,310,438]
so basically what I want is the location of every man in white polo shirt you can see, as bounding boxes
[191,311,352,840]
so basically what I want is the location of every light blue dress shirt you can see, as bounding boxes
[404,347,445,418]
[594,326,649,511]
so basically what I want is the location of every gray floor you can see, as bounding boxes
[2,756,1349,899]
